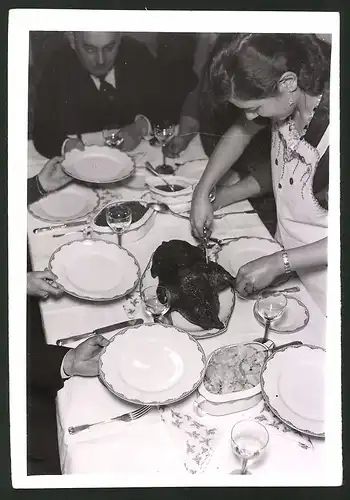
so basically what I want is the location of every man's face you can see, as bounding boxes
[73,32,121,77]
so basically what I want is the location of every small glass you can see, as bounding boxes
[231,420,269,475]
[141,285,171,322]
[106,202,132,246]
[254,292,288,344]
[153,121,176,173]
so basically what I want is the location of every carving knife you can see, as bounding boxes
[56,318,144,346]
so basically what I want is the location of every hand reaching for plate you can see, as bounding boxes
[62,334,110,377]
[114,122,143,152]
[37,156,72,193]
[27,270,64,299]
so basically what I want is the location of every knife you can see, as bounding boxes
[34,220,89,234]
[56,318,144,346]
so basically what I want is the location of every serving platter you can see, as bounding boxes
[49,238,140,301]
[260,343,325,437]
[28,184,100,223]
[62,145,135,184]
[99,323,206,405]
[140,246,236,340]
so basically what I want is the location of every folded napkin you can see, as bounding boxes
[159,406,222,474]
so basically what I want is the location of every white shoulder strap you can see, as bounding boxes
[317,125,329,159]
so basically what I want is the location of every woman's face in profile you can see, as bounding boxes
[230,89,295,122]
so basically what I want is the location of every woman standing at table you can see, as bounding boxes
[190,34,330,315]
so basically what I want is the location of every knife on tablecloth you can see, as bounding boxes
[33,220,89,234]
[56,318,144,346]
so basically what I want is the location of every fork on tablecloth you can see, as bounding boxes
[68,405,152,435]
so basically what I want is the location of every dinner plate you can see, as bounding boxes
[253,296,310,334]
[49,239,140,301]
[99,323,206,405]
[62,146,135,184]
[28,184,100,223]
[140,246,236,340]
[261,343,325,437]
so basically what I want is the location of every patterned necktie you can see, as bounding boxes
[98,76,116,101]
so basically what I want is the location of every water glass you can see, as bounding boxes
[141,285,171,322]
[106,202,132,246]
[231,420,269,475]
[256,292,288,322]
[153,121,176,170]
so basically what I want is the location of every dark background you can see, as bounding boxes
[2,1,348,499]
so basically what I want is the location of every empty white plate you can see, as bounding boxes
[261,343,325,437]
[28,184,100,223]
[253,296,310,334]
[49,239,140,301]
[62,146,135,184]
[99,323,206,405]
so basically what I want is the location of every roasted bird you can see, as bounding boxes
[151,240,236,330]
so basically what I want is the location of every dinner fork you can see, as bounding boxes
[68,405,152,435]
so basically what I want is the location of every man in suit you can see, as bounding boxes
[32,32,157,158]
[27,158,109,475]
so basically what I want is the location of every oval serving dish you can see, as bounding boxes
[193,341,273,417]
[91,199,156,243]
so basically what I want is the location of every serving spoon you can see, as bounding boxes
[146,201,189,219]
[145,161,176,192]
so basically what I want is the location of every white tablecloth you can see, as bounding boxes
[27,136,327,481]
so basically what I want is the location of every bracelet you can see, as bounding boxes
[36,175,48,197]
[281,249,292,275]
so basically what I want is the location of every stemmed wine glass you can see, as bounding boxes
[141,285,171,323]
[230,420,269,475]
[254,292,288,344]
[153,121,176,174]
[106,202,132,247]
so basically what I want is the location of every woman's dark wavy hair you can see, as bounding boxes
[208,33,331,104]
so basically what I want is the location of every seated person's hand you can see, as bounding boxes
[235,253,284,297]
[63,138,85,154]
[163,135,191,158]
[63,335,110,377]
[115,122,144,152]
[37,156,72,193]
[27,270,63,299]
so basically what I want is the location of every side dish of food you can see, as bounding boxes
[204,344,267,395]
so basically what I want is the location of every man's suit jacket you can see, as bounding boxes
[27,177,69,474]
[32,36,158,158]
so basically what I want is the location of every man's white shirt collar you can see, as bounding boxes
[90,68,116,89]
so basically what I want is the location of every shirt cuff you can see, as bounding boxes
[60,351,71,379]
[134,115,153,140]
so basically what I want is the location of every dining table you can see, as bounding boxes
[27,133,327,482]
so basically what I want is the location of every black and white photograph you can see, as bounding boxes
[8,9,341,488]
